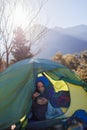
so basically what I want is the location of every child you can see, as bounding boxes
[32,81,48,121]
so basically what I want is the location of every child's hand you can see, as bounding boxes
[33,92,40,98]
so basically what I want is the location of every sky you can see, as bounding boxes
[38,0,87,28]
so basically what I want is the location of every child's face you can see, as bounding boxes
[37,82,45,93]
[37,97,48,105]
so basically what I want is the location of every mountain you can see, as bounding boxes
[30,24,87,59]
[65,24,87,41]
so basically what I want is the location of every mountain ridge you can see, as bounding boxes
[30,24,87,59]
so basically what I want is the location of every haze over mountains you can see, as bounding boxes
[31,24,87,59]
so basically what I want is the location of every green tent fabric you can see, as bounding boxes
[0,58,87,129]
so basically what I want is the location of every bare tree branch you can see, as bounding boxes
[0,0,48,68]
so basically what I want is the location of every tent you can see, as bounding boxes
[0,58,87,129]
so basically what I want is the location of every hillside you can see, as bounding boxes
[30,24,87,59]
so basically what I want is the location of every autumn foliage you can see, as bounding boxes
[53,51,87,83]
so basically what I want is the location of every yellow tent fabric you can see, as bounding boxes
[65,83,87,117]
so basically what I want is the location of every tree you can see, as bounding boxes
[0,0,17,67]
[53,51,87,83]
[76,64,87,83]
[53,52,80,70]
[76,51,87,83]
[80,51,87,63]
[63,54,80,70]
[11,27,33,61]
[52,52,66,65]
[0,57,6,72]
[0,0,48,68]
